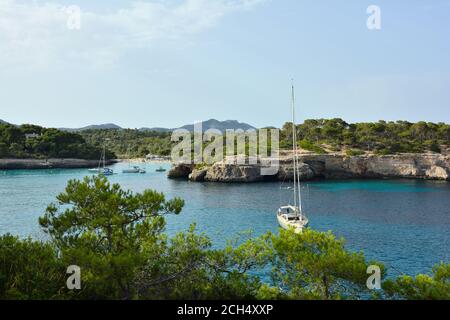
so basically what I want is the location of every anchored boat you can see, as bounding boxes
[88,140,114,176]
[123,166,141,174]
[276,83,309,234]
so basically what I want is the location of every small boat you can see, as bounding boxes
[89,141,114,176]
[155,166,166,172]
[122,166,141,173]
[276,83,309,234]
[139,168,146,174]
[101,167,114,176]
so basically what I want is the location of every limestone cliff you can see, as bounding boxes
[167,153,450,182]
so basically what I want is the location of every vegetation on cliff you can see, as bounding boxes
[2,119,449,161]
[282,119,450,155]
[78,119,450,159]
[80,129,172,158]
[0,123,115,160]
[0,176,447,300]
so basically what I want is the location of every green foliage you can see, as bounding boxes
[299,139,327,154]
[81,129,275,160]
[34,176,263,300]
[0,235,64,300]
[281,119,450,154]
[383,262,450,300]
[39,176,184,299]
[265,229,384,299]
[80,129,173,158]
[134,225,263,299]
[0,124,114,160]
[346,149,365,156]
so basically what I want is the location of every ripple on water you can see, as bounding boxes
[0,165,449,276]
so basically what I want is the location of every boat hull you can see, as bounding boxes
[277,213,308,234]
[122,169,140,173]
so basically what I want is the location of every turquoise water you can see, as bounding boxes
[0,162,449,278]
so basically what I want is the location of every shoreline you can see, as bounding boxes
[168,153,450,182]
[3,153,450,183]
[117,157,171,164]
[0,158,118,170]
[0,157,172,170]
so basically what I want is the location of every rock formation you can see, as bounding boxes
[167,163,195,179]
[168,153,450,183]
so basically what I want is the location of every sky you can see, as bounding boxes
[0,0,449,129]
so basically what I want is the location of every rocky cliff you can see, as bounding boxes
[167,153,450,182]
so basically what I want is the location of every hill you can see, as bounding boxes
[139,127,172,132]
[60,123,122,132]
[179,119,256,132]
[63,119,256,133]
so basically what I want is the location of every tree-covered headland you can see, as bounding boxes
[0,123,115,159]
[0,176,448,300]
[281,119,450,155]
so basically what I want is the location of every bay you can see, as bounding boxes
[0,162,449,278]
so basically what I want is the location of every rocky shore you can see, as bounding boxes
[0,158,117,170]
[168,153,450,182]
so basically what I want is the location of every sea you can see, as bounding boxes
[0,161,449,278]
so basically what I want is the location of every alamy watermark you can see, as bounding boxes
[66,5,81,30]
[66,265,81,290]
[367,5,382,30]
[366,265,382,290]
[171,123,280,175]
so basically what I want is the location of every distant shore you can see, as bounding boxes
[118,157,171,164]
[0,157,173,170]
[0,158,117,170]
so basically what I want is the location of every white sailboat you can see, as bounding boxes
[88,141,114,176]
[277,83,309,234]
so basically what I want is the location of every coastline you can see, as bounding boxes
[0,158,118,170]
[118,157,171,164]
[3,153,449,182]
[168,152,450,182]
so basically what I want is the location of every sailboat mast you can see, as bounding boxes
[291,83,303,218]
[291,83,297,210]
[102,143,106,169]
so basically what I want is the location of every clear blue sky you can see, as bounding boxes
[0,0,449,128]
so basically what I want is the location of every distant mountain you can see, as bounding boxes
[139,127,172,132]
[0,119,10,125]
[56,119,257,133]
[60,123,122,132]
[178,119,256,132]
[138,119,256,133]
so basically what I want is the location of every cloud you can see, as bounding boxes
[0,0,265,69]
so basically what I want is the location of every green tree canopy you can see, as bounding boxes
[383,262,450,300]
[39,176,184,299]
[0,123,115,159]
[266,229,384,299]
